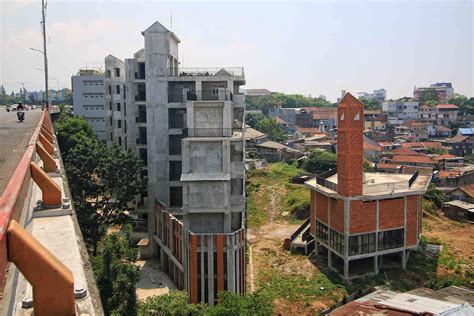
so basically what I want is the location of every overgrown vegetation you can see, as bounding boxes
[245,112,286,142]
[92,226,140,315]
[302,149,337,174]
[246,92,333,113]
[138,290,273,315]
[424,184,447,208]
[246,163,305,227]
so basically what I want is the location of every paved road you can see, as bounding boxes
[0,108,43,195]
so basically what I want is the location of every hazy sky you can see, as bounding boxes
[1,0,473,102]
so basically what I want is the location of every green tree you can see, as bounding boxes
[93,227,140,315]
[418,88,439,104]
[424,184,446,208]
[55,114,96,157]
[255,117,286,142]
[1,85,6,95]
[302,149,337,173]
[359,97,381,110]
[245,112,266,129]
[246,92,333,112]
[138,291,207,315]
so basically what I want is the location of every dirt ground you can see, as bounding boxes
[423,212,474,261]
[135,259,177,301]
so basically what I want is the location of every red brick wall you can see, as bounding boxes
[337,93,364,197]
[310,190,316,236]
[330,199,345,233]
[379,198,404,230]
[406,195,419,246]
[349,200,376,234]
[315,192,328,224]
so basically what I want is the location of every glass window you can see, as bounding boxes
[329,229,344,254]
[378,228,404,251]
[316,220,328,243]
[349,233,376,256]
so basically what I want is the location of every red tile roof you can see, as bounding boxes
[436,104,459,109]
[434,154,460,161]
[439,169,463,178]
[364,141,383,151]
[377,163,402,169]
[446,134,470,143]
[435,125,452,132]
[458,184,474,198]
[392,155,435,164]
[402,142,443,150]
[390,147,423,156]
[297,127,324,135]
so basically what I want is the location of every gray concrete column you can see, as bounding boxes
[344,259,349,279]
[374,256,378,274]
[328,250,332,269]
[208,237,214,305]
[401,250,406,270]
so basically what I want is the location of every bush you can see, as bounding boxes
[424,184,446,208]
[285,187,310,219]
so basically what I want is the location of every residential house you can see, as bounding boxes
[305,107,337,131]
[447,184,474,203]
[442,201,474,222]
[382,100,419,125]
[444,134,473,156]
[254,141,303,162]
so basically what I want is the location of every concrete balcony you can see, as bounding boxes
[230,161,245,176]
[230,195,245,207]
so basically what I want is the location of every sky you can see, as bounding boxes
[1,0,473,102]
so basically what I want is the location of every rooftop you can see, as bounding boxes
[402,141,443,150]
[391,155,435,165]
[436,104,459,110]
[444,200,474,211]
[306,171,430,197]
[244,127,267,141]
[449,184,474,198]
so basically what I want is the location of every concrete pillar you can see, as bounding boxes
[227,235,235,292]
[374,256,378,274]
[401,250,406,270]
[208,236,214,305]
[200,236,205,302]
[328,250,332,269]
[344,259,349,279]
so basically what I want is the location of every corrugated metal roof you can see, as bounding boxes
[376,293,466,314]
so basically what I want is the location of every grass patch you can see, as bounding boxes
[246,162,307,227]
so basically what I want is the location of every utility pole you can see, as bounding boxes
[17,82,28,102]
[41,0,49,106]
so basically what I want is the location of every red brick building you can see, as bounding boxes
[305,93,431,280]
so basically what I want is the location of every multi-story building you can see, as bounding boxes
[419,104,459,126]
[104,55,127,150]
[305,93,430,280]
[382,100,419,125]
[105,21,246,304]
[414,83,454,103]
[358,88,386,103]
[71,71,106,141]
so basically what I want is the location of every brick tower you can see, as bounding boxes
[337,93,364,197]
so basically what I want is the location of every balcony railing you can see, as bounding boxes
[168,90,233,102]
[167,67,244,77]
[184,128,242,137]
[363,181,409,194]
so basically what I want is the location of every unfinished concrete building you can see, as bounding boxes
[104,55,127,150]
[305,93,431,280]
[105,21,246,304]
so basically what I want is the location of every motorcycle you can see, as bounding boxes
[17,111,25,122]
[6,105,11,112]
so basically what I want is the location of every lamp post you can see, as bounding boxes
[35,68,59,104]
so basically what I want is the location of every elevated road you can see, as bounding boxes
[0,109,43,194]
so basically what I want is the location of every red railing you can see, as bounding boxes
[0,109,75,315]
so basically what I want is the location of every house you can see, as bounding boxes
[295,127,325,139]
[382,100,419,125]
[436,166,474,187]
[447,184,474,203]
[442,200,474,222]
[245,127,268,154]
[433,125,452,137]
[390,155,436,168]
[332,286,474,315]
[375,163,402,173]
[444,134,473,156]
[363,137,383,162]
[305,107,337,131]
[419,104,459,125]
[254,141,303,162]
[243,89,272,97]
[434,154,464,169]
[274,116,295,134]
[378,142,401,151]
[287,134,330,152]
[401,141,443,153]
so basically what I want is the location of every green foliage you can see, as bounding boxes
[418,88,440,104]
[246,92,333,112]
[94,227,140,315]
[448,94,474,115]
[55,113,96,157]
[358,97,381,110]
[245,112,266,129]
[56,114,145,255]
[138,290,273,316]
[302,149,337,174]
[284,186,310,219]
[424,184,446,208]
[464,154,474,164]
[426,148,446,155]
[363,159,375,172]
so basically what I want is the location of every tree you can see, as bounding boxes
[418,88,439,104]
[449,94,474,115]
[359,97,381,110]
[245,112,266,129]
[1,85,6,95]
[246,92,333,113]
[55,114,145,255]
[138,291,207,315]
[255,117,286,142]
[302,149,337,173]
[55,114,96,157]
[424,184,446,208]
[93,227,140,315]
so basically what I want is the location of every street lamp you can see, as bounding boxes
[30,46,49,106]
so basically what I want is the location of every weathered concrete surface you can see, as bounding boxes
[0,109,42,194]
